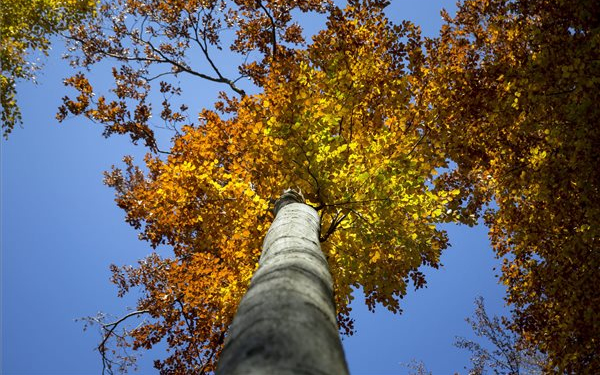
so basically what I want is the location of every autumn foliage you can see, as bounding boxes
[422,0,600,371]
[57,0,599,373]
[92,2,464,372]
[0,0,95,137]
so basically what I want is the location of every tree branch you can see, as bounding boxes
[256,0,278,58]
[97,310,150,375]
[187,8,247,96]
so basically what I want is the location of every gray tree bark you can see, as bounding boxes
[216,190,349,375]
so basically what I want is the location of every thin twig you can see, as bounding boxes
[256,0,278,58]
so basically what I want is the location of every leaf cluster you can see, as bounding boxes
[0,0,95,137]
[422,0,600,371]
[56,0,332,150]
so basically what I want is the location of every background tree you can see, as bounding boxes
[402,359,434,375]
[63,1,467,372]
[0,0,95,137]
[455,297,546,375]
[422,0,600,371]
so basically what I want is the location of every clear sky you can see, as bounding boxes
[2,1,509,374]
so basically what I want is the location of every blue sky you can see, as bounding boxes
[2,1,509,374]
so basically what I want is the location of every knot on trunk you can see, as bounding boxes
[274,189,305,215]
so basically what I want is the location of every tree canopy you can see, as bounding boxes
[54,0,599,373]
[71,1,465,372]
[427,1,600,373]
[421,0,600,371]
[0,0,95,137]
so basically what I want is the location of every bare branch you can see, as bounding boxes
[96,310,150,375]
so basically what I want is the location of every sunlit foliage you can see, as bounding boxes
[63,1,466,372]
[0,0,95,136]
[59,0,599,372]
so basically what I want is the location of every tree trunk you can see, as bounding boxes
[216,190,349,375]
